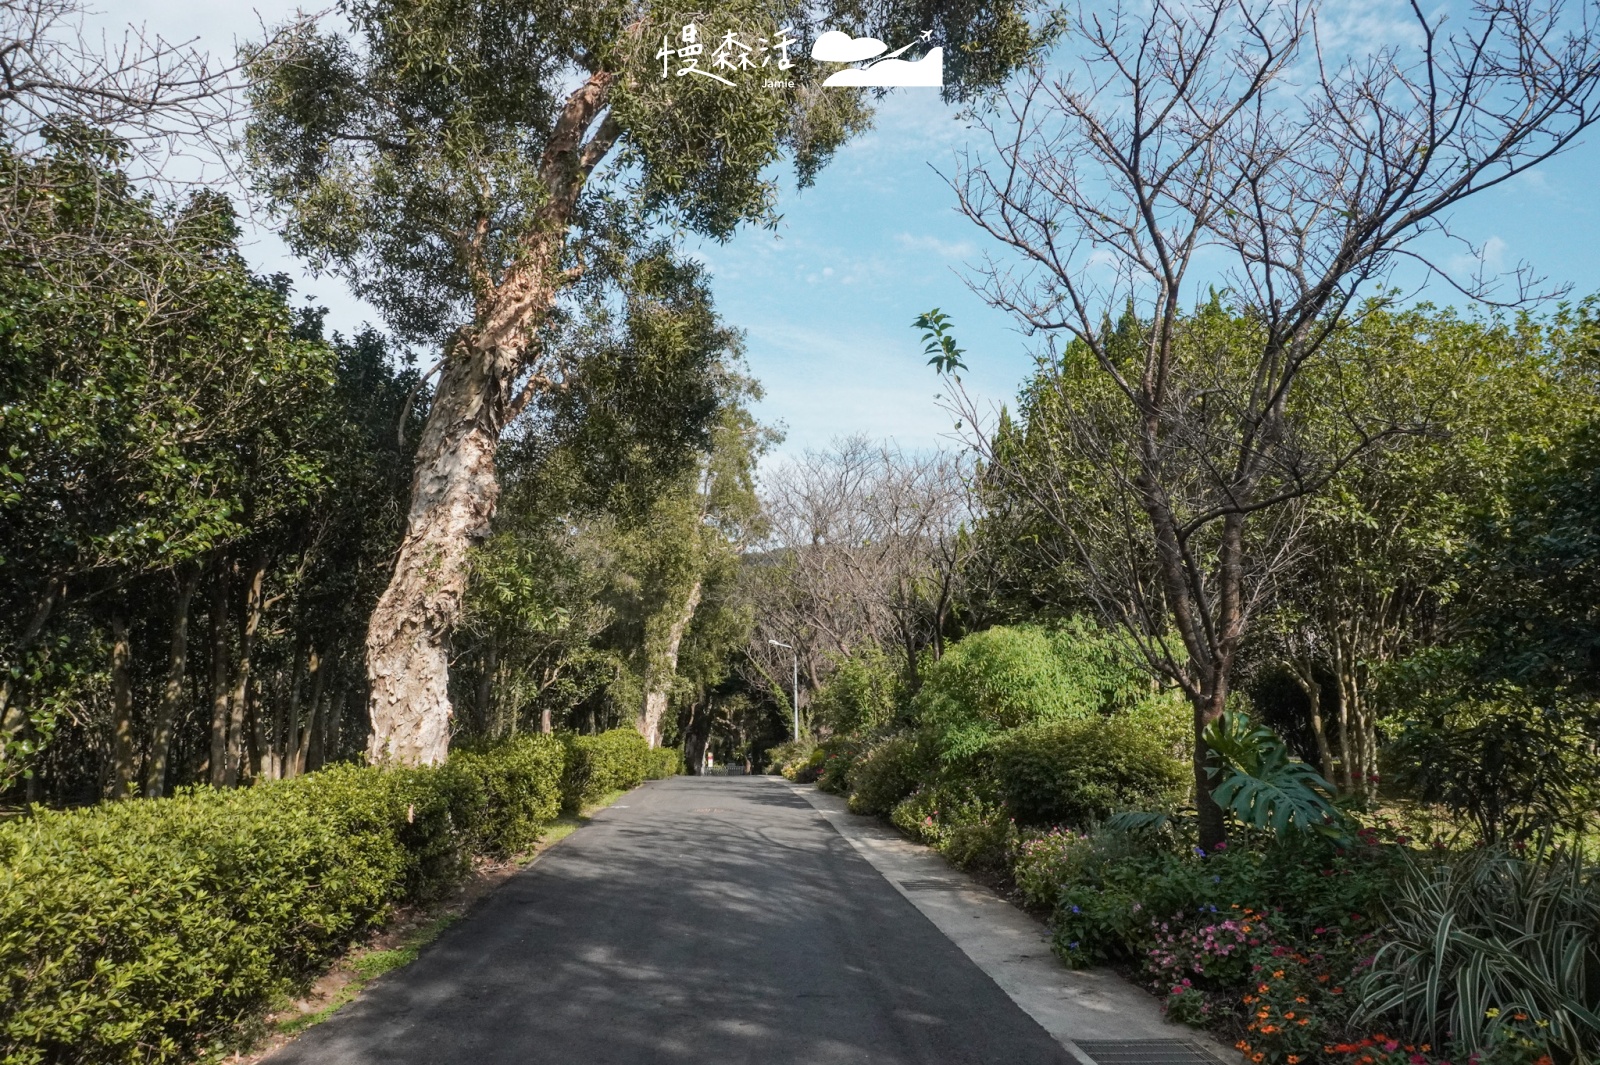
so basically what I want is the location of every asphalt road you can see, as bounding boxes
[269,775,1078,1065]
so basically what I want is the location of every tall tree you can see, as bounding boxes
[243,0,1048,764]
[950,0,1600,847]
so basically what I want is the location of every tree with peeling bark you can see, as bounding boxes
[242,0,1050,765]
[949,0,1600,847]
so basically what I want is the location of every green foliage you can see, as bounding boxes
[244,1,1047,343]
[890,781,1013,872]
[845,733,932,816]
[913,309,967,374]
[766,736,816,780]
[990,717,1189,829]
[1011,827,1098,908]
[1359,846,1600,1063]
[447,735,566,856]
[645,746,682,780]
[913,622,1144,760]
[558,728,650,810]
[0,739,562,1063]
[1387,688,1600,844]
[811,644,903,736]
[815,735,868,794]
[1204,712,1346,840]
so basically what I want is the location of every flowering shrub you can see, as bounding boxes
[1012,828,1093,908]
[1233,928,1368,1064]
[890,782,1014,871]
[1319,1014,1556,1065]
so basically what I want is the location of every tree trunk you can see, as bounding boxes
[108,613,137,800]
[292,648,321,777]
[476,637,497,736]
[146,566,198,798]
[224,551,267,787]
[363,71,619,767]
[639,580,701,748]
[325,687,347,766]
[280,640,309,780]
[207,563,231,787]
[1286,656,1336,783]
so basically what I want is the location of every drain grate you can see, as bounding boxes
[1074,1040,1222,1065]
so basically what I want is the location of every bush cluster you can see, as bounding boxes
[557,728,679,810]
[0,735,569,1064]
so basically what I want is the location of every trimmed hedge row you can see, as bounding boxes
[558,729,679,811]
[0,730,653,1065]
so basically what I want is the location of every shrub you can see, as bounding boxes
[1387,693,1600,844]
[890,781,1013,872]
[1358,845,1600,1062]
[846,732,932,815]
[816,735,868,794]
[0,738,563,1064]
[450,734,566,856]
[559,728,651,810]
[913,622,1146,761]
[765,737,816,779]
[1012,827,1096,908]
[645,746,682,780]
[990,716,1189,828]
[812,645,903,735]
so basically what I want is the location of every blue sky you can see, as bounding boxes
[102,2,1600,458]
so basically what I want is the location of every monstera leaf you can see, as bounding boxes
[1203,712,1348,841]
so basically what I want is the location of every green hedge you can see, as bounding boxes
[0,737,566,1065]
[990,717,1189,828]
[644,746,682,780]
[559,728,652,810]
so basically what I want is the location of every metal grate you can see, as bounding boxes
[1074,1040,1223,1065]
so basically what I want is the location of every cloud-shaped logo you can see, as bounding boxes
[811,30,888,63]
[823,47,942,87]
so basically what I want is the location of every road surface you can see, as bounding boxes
[269,775,1080,1065]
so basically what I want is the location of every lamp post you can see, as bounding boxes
[768,640,799,742]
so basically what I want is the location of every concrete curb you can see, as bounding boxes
[787,780,1229,1061]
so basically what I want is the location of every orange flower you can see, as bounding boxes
[1512,1012,1529,1021]
[1288,1057,1301,1064]
[1273,970,1286,979]
[1285,1012,1296,1020]
[1295,996,1309,1004]
[1298,1019,1309,1027]
[1252,1055,1265,1063]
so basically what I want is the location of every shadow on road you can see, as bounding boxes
[269,775,1073,1065]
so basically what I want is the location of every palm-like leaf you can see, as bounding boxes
[1203,711,1346,840]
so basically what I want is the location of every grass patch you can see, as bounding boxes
[276,913,461,1036]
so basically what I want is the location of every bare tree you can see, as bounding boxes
[744,436,973,726]
[0,0,253,166]
[950,0,1600,846]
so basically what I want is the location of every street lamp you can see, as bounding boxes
[768,640,799,742]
